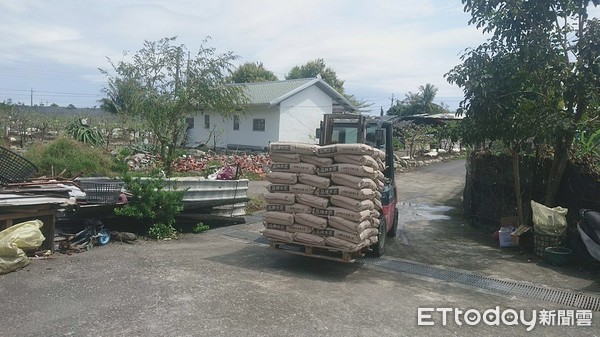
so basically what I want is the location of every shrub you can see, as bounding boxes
[148,223,177,240]
[24,136,116,177]
[192,222,210,233]
[114,173,185,238]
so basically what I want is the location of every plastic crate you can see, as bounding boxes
[534,232,566,257]
[77,178,124,204]
[0,146,38,185]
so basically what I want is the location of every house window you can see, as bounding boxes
[185,117,194,129]
[253,118,265,132]
[204,115,210,129]
[233,116,239,131]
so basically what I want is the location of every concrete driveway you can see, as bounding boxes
[1,159,598,336]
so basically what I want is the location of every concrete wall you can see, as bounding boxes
[186,106,280,150]
[278,85,331,144]
[186,85,332,149]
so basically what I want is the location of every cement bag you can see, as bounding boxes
[372,198,383,211]
[331,173,377,190]
[271,162,317,174]
[267,184,316,195]
[334,228,377,244]
[264,192,296,205]
[317,164,376,179]
[328,216,372,234]
[300,155,333,167]
[295,213,328,229]
[312,207,372,222]
[317,144,374,157]
[330,195,374,212]
[266,172,297,184]
[293,232,325,246]
[262,229,293,242]
[333,154,378,169]
[372,148,386,160]
[371,217,381,228]
[296,194,330,209]
[313,227,335,237]
[315,186,375,200]
[530,200,568,236]
[267,203,312,214]
[323,236,369,252]
[297,173,331,188]
[0,220,45,275]
[375,158,386,171]
[270,153,301,163]
[264,223,289,231]
[270,142,318,155]
[287,224,314,234]
[264,212,295,226]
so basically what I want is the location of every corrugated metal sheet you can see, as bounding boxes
[163,178,248,202]
[231,78,313,104]
[210,203,247,217]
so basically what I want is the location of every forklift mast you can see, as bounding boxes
[317,113,395,182]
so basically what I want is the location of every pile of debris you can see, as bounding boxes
[261,142,385,253]
[121,149,272,176]
[173,153,271,176]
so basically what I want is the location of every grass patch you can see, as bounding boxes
[24,136,116,177]
[245,195,266,215]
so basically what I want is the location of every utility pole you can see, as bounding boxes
[30,88,33,106]
[390,93,394,109]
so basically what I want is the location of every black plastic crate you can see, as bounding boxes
[77,178,124,204]
[534,232,566,257]
[0,146,38,185]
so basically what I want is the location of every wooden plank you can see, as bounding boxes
[268,240,361,263]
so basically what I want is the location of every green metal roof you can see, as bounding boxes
[231,78,314,104]
[229,78,357,112]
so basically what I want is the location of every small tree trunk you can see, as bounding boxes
[512,145,524,226]
[544,137,570,207]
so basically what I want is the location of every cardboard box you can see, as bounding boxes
[511,225,532,247]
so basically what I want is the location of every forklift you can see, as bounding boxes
[317,113,399,256]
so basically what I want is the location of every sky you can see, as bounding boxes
[0,1,512,114]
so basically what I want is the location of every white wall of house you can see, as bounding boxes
[186,106,280,150]
[278,85,331,144]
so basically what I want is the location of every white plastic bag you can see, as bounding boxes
[530,200,568,236]
[0,220,45,274]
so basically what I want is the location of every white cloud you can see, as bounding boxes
[3,0,573,110]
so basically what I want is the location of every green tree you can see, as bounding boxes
[387,84,447,117]
[420,83,439,114]
[285,58,345,94]
[446,0,600,218]
[230,62,278,83]
[285,58,372,112]
[100,37,248,176]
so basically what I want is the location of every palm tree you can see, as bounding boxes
[419,83,438,115]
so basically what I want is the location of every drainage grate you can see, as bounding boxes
[360,257,600,312]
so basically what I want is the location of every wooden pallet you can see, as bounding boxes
[268,240,365,263]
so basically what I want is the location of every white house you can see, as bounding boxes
[186,78,357,151]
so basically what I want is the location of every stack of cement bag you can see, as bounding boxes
[261,142,386,253]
